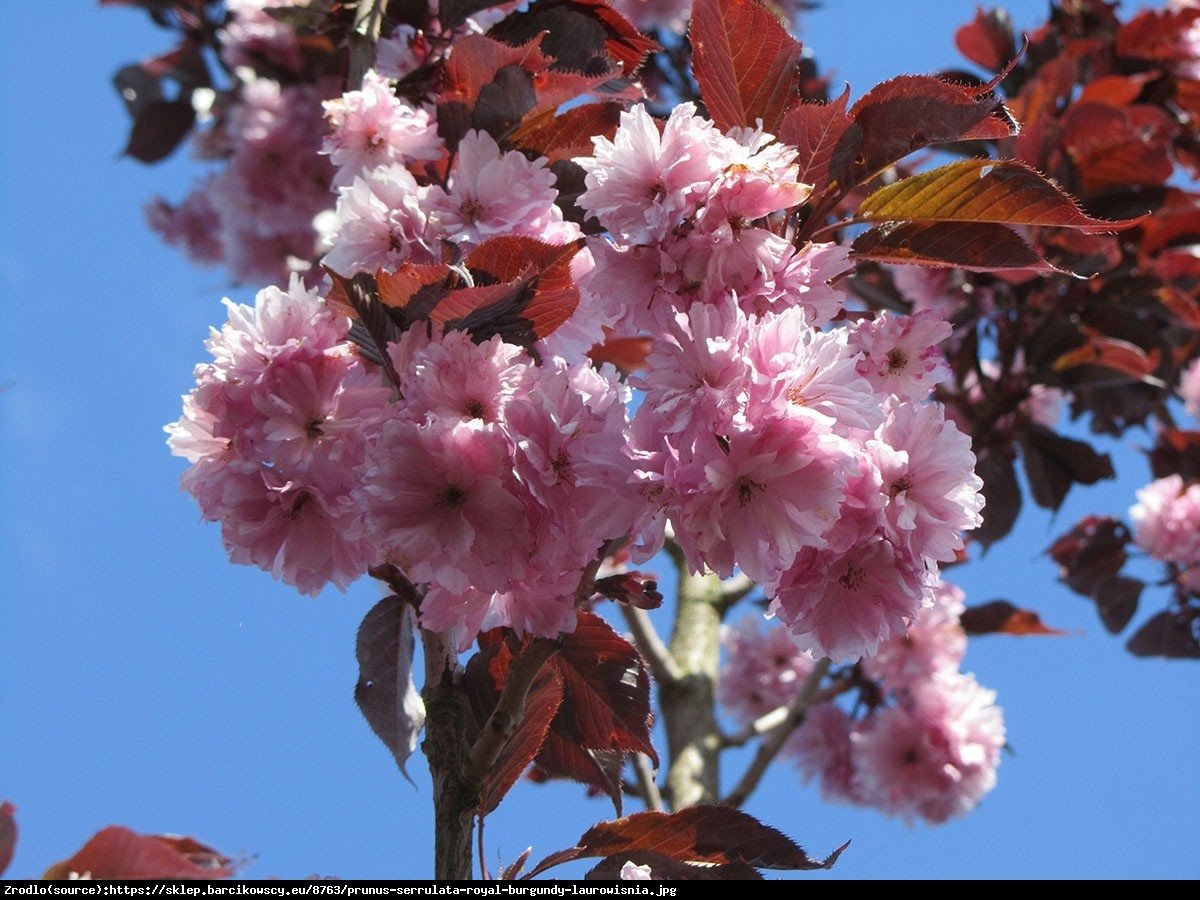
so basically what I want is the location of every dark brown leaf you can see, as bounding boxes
[1046,515,1131,597]
[857,160,1145,233]
[960,600,1068,636]
[122,98,195,164]
[852,222,1063,273]
[1126,611,1200,659]
[1091,576,1142,634]
[1019,424,1116,512]
[1051,331,1162,384]
[585,852,763,880]
[511,102,624,162]
[490,0,658,75]
[43,828,232,880]
[973,447,1022,550]
[354,594,425,780]
[1148,429,1200,481]
[0,801,14,878]
[527,806,847,878]
[690,0,804,134]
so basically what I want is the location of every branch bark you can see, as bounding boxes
[619,604,680,685]
[721,658,832,808]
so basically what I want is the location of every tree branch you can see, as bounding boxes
[721,658,832,808]
[348,0,387,89]
[620,604,681,685]
[721,705,791,749]
[631,752,665,812]
[462,636,561,788]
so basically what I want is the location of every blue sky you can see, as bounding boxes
[2,0,1198,881]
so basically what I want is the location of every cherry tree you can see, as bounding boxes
[38,0,1194,881]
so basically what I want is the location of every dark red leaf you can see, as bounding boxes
[777,87,862,191]
[43,828,232,880]
[463,237,583,341]
[588,331,653,374]
[354,594,425,780]
[1051,330,1162,384]
[973,447,1022,550]
[441,34,550,109]
[594,572,663,610]
[1060,101,1175,192]
[1020,424,1115,512]
[499,846,533,881]
[549,612,655,759]
[1011,55,1077,168]
[324,270,403,383]
[849,75,1015,179]
[1046,515,1131,597]
[527,806,847,878]
[960,600,1068,636]
[585,852,763,880]
[1126,611,1200,659]
[511,102,624,162]
[1091,576,1143,635]
[857,160,1145,233]
[1148,429,1200,482]
[852,222,1063,273]
[0,802,15,878]
[142,39,210,85]
[480,668,565,815]
[690,0,804,134]
[122,98,195,164]
[490,0,658,75]
[955,6,1016,72]
[1156,286,1200,330]
[530,735,626,815]
[1077,73,1154,107]
[1116,6,1200,67]
[375,264,453,309]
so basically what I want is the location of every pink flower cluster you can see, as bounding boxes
[1130,474,1200,591]
[167,278,391,595]
[720,582,1006,824]
[1180,357,1200,418]
[148,0,336,283]
[578,104,984,660]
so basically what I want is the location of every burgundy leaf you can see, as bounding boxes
[777,87,862,192]
[43,828,232,880]
[1046,516,1131,597]
[593,572,664,610]
[1148,429,1200,481]
[464,237,583,341]
[849,74,1015,180]
[528,806,847,878]
[1116,6,1200,67]
[1019,424,1115,512]
[955,6,1016,72]
[960,601,1068,637]
[1060,101,1175,192]
[0,802,14,878]
[1126,611,1200,659]
[511,102,624,162]
[122,98,195,164]
[354,594,425,780]
[852,222,1063,273]
[973,447,1022,550]
[857,160,1145,233]
[441,34,550,109]
[1051,331,1161,384]
[585,852,763,880]
[530,734,626,815]
[1091,576,1143,635]
[480,668,566,815]
[489,0,658,75]
[588,331,653,374]
[690,0,804,134]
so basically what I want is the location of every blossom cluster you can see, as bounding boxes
[580,103,985,660]
[720,583,1006,824]
[1130,474,1200,592]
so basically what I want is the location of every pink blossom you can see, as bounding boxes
[426,130,573,248]
[145,182,223,266]
[357,418,531,596]
[788,702,863,804]
[221,0,306,73]
[744,242,852,325]
[1180,357,1200,419]
[674,418,848,583]
[375,25,435,81]
[863,580,968,689]
[869,400,985,563]
[852,672,1005,824]
[323,163,435,275]
[576,103,725,245]
[718,616,815,724]
[619,861,653,880]
[1130,474,1200,566]
[850,310,952,401]
[395,330,531,426]
[322,70,441,187]
[770,536,930,662]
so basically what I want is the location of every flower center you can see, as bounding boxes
[838,564,866,591]
[890,475,913,497]
[437,485,467,509]
[886,348,909,374]
[736,476,765,507]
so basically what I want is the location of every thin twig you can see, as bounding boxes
[721,705,791,749]
[631,753,665,812]
[717,572,757,613]
[462,637,562,788]
[721,658,832,808]
[620,605,681,685]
